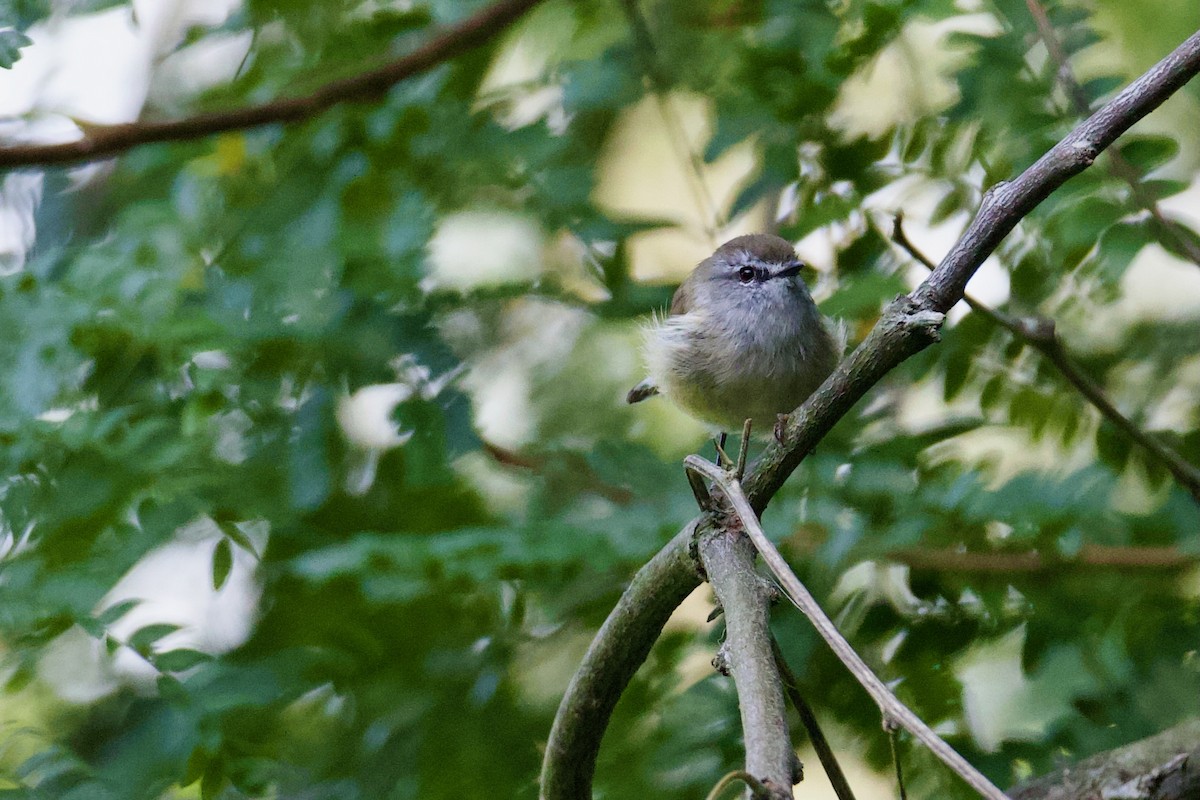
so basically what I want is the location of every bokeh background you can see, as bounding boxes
[1,0,1199,798]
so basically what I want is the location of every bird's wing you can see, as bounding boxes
[668,277,694,316]
[627,272,697,404]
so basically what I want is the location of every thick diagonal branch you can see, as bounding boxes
[1010,717,1200,800]
[0,0,545,169]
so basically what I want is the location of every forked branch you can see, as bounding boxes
[686,455,1009,800]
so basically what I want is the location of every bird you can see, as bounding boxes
[627,233,838,449]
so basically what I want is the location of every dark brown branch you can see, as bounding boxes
[1009,717,1200,800]
[541,28,1200,800]
[1024,0,1200,267]
[697,525,795,800]
[771,638,858,800]
[0,0,545,169]
[892,214,1200,504]
[482,443,636,504]
[686,455,1009,800]
[890,544,1196,573]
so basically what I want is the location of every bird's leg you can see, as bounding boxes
[735,418,752,480]
[713,432,733,469]
[774,413,790,444]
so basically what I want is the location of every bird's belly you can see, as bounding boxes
[662,351,823,432]
[647,312,833,432]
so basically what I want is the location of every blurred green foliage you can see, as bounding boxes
[1,0,1199,798]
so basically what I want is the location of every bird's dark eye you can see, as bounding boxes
[737,266,756,284]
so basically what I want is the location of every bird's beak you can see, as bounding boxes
[772,261,806,279]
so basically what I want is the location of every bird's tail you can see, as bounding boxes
[626,379,659,404]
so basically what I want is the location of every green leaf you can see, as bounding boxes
[1116,135,1179,173]
[129,623,182,655]
[201,757,225,800]
[211,538,233,591]
[1094,221,1146,281]
[1059,25,1101,54]
[1095,420,1131,470]
[942,354,970,401]
[155,648,213,672]
[1140,178,1190,200]
[1153,218,1200,264]
[1080,75,1123,101]
[818,271,907,318]
[929,187,964,225]
[214,518,259,559]
[156,673,187,701]
[76,615,105,639]
[288,390,333,511]
[0,28,32,69]
[4,662,34,692]
[727,174,775,221]
[980,375,1004,412]
[97,598,141,626]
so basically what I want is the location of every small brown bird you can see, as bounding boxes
[627,234,838,437]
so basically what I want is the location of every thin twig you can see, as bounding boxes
[0,0,545,168]
[736,418,753,480]
[892,213,1200,504]
[771,638,859,800]
[705,770,773,800]
[482,443,636,504]
[888,726,909,800]
[1024,0,1200,266]
[618,0,724,244]
[685,455,1009,800]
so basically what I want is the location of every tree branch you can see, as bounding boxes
[697,525,796,800]
[686,455,1010,800]
[1009,717,1200,800]
[891,214,1200,504]
[1024,0,1200,267]
[539,523,702,800]
[889,544,1197,573]
[541,27,1200,799]
[0,0,545,169]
